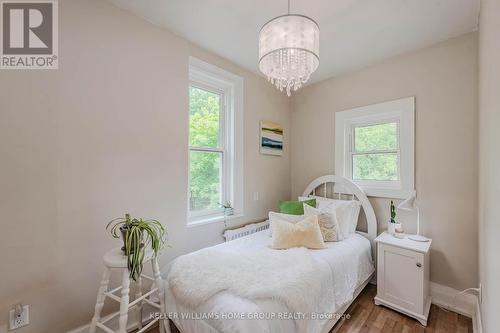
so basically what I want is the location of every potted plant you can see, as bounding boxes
[388,201,397,235]
[388,201,404,236]
[219,201,234,216]
[106,213,166,281]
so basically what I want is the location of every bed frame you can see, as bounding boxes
[302,175,378,333]
[173,175,378,333]
[222,175,378,332]
[302,175,377,249]
[225,175,377,251]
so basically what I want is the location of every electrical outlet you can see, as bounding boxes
[253,192,259,201]
[9,305,29,330]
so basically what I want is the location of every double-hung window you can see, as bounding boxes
[335,97,415,198]
[188,57,243,224]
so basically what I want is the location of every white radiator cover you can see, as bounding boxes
[223,220,270,242]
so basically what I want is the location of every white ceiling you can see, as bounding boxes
[110,0,479,84]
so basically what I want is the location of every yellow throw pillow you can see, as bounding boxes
[271,215,326,250]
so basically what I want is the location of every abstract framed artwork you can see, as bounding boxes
[260,120,283,156]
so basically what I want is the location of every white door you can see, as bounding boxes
[379,244,424,314]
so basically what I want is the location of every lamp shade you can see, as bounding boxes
[397,192,417,211]
[259,14,319,96]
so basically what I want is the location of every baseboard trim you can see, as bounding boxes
[472,296,483,333]
[430,282,476,318]
[66,305,156,333]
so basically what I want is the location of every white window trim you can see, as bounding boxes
[335,97,415,199]
[187,57,244,225]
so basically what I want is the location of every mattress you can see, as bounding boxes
[164,231,374,333]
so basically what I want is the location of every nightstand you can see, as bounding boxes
[374,232,432,326]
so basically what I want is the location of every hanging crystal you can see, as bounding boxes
[259,14,319,96]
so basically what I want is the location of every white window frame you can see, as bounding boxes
[187,57,244,225]
[335,97,415,199]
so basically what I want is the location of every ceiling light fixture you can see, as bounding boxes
[258,0,320,96]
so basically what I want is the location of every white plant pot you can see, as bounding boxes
[388,222,396,235]
[224,207,234,216]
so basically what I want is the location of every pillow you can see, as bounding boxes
[303,204,341,242]
[268,211,305,237]
[271,215,326,250]
[318,200,361,239]
[298,195,362,237]
[278,198,316,215]
[347,201,361,235]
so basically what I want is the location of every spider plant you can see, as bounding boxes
[218,201,234,216]
[106,213,166,281]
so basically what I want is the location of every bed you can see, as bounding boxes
[163,175,378,333]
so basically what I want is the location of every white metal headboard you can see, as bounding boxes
[224,175,378,249]
[302,175,377,246]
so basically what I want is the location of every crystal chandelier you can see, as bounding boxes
[258,0,319,96]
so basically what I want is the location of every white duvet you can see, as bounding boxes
[164,231,374,333]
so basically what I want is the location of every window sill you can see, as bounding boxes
[187,214,243,228]
[361,186,414,199]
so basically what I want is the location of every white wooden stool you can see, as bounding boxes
[89,248,169,333]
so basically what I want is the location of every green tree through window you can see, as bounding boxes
[352,122,399,181]
[189,86,223,212]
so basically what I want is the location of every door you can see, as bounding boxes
[378,243,424,314]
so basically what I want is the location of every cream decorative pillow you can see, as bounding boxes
[268,211,305,237]
[271,215,326,250]
[303,203,341,242]
[299,195,362,238]
[318,200,360,239]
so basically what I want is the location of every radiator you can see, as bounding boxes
[223,220,270,242]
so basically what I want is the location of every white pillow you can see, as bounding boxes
[271,215,326,250]
[303,203,341,241]
[321,202,350,239]
[348,201,361,235]
[268,211,304,237]
[299,195,362,238]
[318,200,361,239]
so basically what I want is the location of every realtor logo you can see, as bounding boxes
[1,0,58,69]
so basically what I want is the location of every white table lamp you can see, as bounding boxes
[398,192,429,242]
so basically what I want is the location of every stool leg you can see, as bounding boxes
[118,269,131,333]
[152,258,169,333]
[136,276,143,330]
[89,267,110,333]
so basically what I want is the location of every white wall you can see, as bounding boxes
[290,33,478,291]
[479,0,500,331]
[0,1,290,332]
[0,1,486,332]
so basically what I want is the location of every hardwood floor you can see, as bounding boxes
[145,284,472,333]
[331,284,472,333]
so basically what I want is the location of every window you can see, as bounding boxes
[335,97,415,198]
[188,57,243,224]
[189,86,223,212]
[352,122,399,181]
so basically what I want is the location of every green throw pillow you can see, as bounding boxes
[279,198,316,215]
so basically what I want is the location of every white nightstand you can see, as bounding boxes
[374,232,432,326]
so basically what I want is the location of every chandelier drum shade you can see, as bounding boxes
[259,14,319,96]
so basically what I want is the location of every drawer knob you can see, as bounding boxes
[416,262,422,268]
